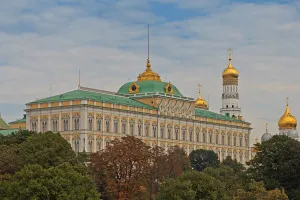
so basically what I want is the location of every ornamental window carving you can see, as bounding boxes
[88,118,93,131]
[202,130,206,143]
[153,123,157,138]
[209,130,213,144]
[196,128,200,142]
[175,126,179,140]
[137,120,142,136]
[227,134,231,146]
[105,117,110,133]
[233,135,237,146]
[145,122,149,137]
[167,124,172,139]
[74,118,80,131]
[239,134,243,146]
[52,119,58,132]
[182,127,186,141]
[189,128,193,142]
[31,121,37,132]
[215,131,219,144]
[121,119,127,134]
[88,136,93,152]
[130,120,135,136]
[160,124,165,139]
[63,119,68,131]
[97,119,102,131]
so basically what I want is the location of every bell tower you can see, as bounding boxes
[220,49,241,119]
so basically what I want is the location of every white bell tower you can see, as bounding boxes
[220,49,241,119]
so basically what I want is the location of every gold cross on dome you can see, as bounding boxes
[227,48,232,60]
[265,122,268,131]
[286,97,289,105]
[197,84,201,95]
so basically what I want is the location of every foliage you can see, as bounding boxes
[234,182,288,200]
[165,145,190,178]
[0,130,35,145]
[222,156,245,173]
[156,170,231,200]
[0,163,100,200]
[247,135,300,199]
[90,136,151,200]
[18,131,76,168]
[0,145,21,175]
[189,149,220,171]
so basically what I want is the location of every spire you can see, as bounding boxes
[286,97,289,106]
[227,48,233,68]
[136,24,161,82]
[265,122,268,133]
[78,69,81,89]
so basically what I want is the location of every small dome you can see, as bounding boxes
[137,59,161,82]
[222,59,239,79]
[278,103,297,130]
[287,130,299,139]
[195,96,208,110]
[261,132,272,142]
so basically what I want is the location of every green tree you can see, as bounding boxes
[189,149,220,171]
[165,145,190,178]
[247,135,300,199]
[18,131,76,168]
[0,163,100,200]
[0,130,35,145]
[156,170,231,200]
[234,182,288,200]
[222,156,245,173]
[0,145,21,175]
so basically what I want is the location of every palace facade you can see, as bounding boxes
[24,50,252,163]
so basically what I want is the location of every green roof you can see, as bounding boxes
[9,115,26,124]
[117,80,184,97]
[195,108,249,124]
[0,115,10,130]
[28,89,156,110]
[0,128,19,136]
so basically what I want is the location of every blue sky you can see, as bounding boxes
[1,0,300,144]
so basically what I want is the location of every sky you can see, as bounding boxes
[1,0,300,146]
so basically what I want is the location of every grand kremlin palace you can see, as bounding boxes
[24,51,252,163]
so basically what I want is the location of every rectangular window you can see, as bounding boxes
[97,120,102,131]
[130,123,134,135]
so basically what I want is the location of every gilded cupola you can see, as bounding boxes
[222,48,239,81]
[137,59,161,82]
[278,98,297,130]
[195,84,208,110]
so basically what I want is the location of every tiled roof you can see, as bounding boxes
[27,89,156,110]
[9,115,26,124]
[195,108,249,124]
[0,115,10,130]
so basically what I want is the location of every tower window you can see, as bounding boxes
[226,105,228,108]
[232,105,234,108]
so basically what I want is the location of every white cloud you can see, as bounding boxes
[1,0,300,145]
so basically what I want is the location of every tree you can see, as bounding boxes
[0,163,100,200]
[189,149,220,171]
[222,156,245,173]
[156,170,231,200]
[0,130,35,146]
[0,145,21,175]
[247,135,300,199]
[90,136,151,200]
[164,145,190,178]
[18,131,76,168]
[234,182,288,200]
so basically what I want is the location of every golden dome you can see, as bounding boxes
[278,102,297,130]
[137,59,161,82]
[195,84,208,110]
[222,58,239,79]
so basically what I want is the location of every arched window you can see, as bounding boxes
[97,138,101,152]
[97,119,102,131]
[31,121,37,132]
[75,138,80,153]
[130,120,134,136]
[113,118,118,133]
[245,137,248,147]
[88,118,93,131]
[189,128,193,142]
[182,127,186,141]
[74,118,79,131]
[196,128,200,142]
[105,117,110,132]
[233,135,237,146]
[153,124,157,138]
[209,130,213,143]
[202,129,206,143]
[167,124,172,139]
[42,120,47,133]
[215,131,219,144]
[221,132,225,145]
[175,126,179,140]
[88,136,93,152]
[121,119,126,134]
[160,124,165,138]
[138,120,142,136]
[145,122,149,137]
[227,133,231,146]
[63,119,68,131]
[239,135,243,146]
[52,119,58,132]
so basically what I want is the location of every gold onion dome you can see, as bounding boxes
[195,84,208,110]
[137,59,161,81]
[222,58,239,79]
[278,101,297,130]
